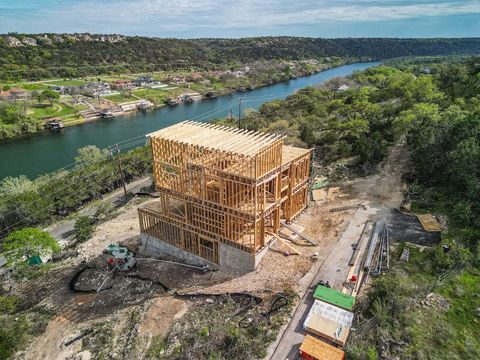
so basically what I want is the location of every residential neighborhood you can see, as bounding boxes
[0,58,334,137]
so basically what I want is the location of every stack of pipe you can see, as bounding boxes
[355,220,390,293]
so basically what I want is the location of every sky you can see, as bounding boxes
[0,0,479,38]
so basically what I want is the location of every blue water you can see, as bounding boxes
[0,62,380,180]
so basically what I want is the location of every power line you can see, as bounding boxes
[0,153,152,236]
[0,145,150,219]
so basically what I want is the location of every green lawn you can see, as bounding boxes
[103,93,137,103]
[17,82,50,91]
[74,104,89,111]
[44,79,87,86]
[28,103,76,119]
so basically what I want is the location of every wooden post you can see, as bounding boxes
[112,144,127,198]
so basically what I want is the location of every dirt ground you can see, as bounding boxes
[344,141,408,209]
[10,142,409,360]
[11,193,357,360]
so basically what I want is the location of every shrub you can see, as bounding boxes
[0,295,19,315]
[73,216,95,244]
[0,316,29,359]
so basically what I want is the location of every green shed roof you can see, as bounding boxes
[313,285,355,311]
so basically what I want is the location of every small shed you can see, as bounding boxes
[299,334,344,360]
[313,285,355,311]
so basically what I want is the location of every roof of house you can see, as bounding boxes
[147,120,284,157]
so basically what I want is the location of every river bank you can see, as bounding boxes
[1,59,349,140]
[0,62,380,180]
[43,60,351,130]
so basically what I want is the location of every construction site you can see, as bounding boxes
[138,121,312,272]
[2,127,445,360]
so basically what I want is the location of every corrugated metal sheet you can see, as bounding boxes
[313,285,355,311]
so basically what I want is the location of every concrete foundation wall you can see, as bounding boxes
[218,242,255,272]
[140,233,275,273]
[140,233,214,268]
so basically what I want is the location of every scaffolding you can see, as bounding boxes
[138,121,312,264]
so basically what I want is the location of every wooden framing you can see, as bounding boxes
[138,121,312,264]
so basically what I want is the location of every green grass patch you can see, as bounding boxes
[103,93,137,103]
[44,79,87,86]
[28,103,76,119]
[132,88,170,105]
[29,105,58,119]
[17,82,50,91]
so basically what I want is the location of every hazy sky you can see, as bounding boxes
[0,0,479,38]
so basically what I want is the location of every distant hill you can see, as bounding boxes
[1,34,480,80]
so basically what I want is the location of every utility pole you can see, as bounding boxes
[113,144,127,198]
[238,99,242,129]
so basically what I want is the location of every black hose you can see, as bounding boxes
[262,293,289,318]
[125,273,170,292]
[69,266,97,293]
[69,266,263,306]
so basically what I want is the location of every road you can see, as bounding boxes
[45,177,152,246]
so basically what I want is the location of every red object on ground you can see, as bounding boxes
[107,257,114,264]
[351,275,357,282]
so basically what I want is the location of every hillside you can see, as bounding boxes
[1,34,480,80]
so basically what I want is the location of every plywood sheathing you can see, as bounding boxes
[416,214,443,232]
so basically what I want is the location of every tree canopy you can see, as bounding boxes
[2,227,60,264]
[2,35,480,80]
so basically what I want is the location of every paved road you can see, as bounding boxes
[45,177,152,246]
[270,205,381,360]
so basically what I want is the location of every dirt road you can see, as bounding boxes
[268,142,408,360]
[345,141,408,209]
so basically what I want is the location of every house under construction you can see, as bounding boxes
[138,121,312,272]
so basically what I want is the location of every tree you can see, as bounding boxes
[0,175,35,196]
[31,90,43,104]
[2,228,60,264]
[74,145,109,165]
[73,216,95,244]
[40,89,60,106]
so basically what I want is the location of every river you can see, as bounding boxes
[0,62,380,180]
